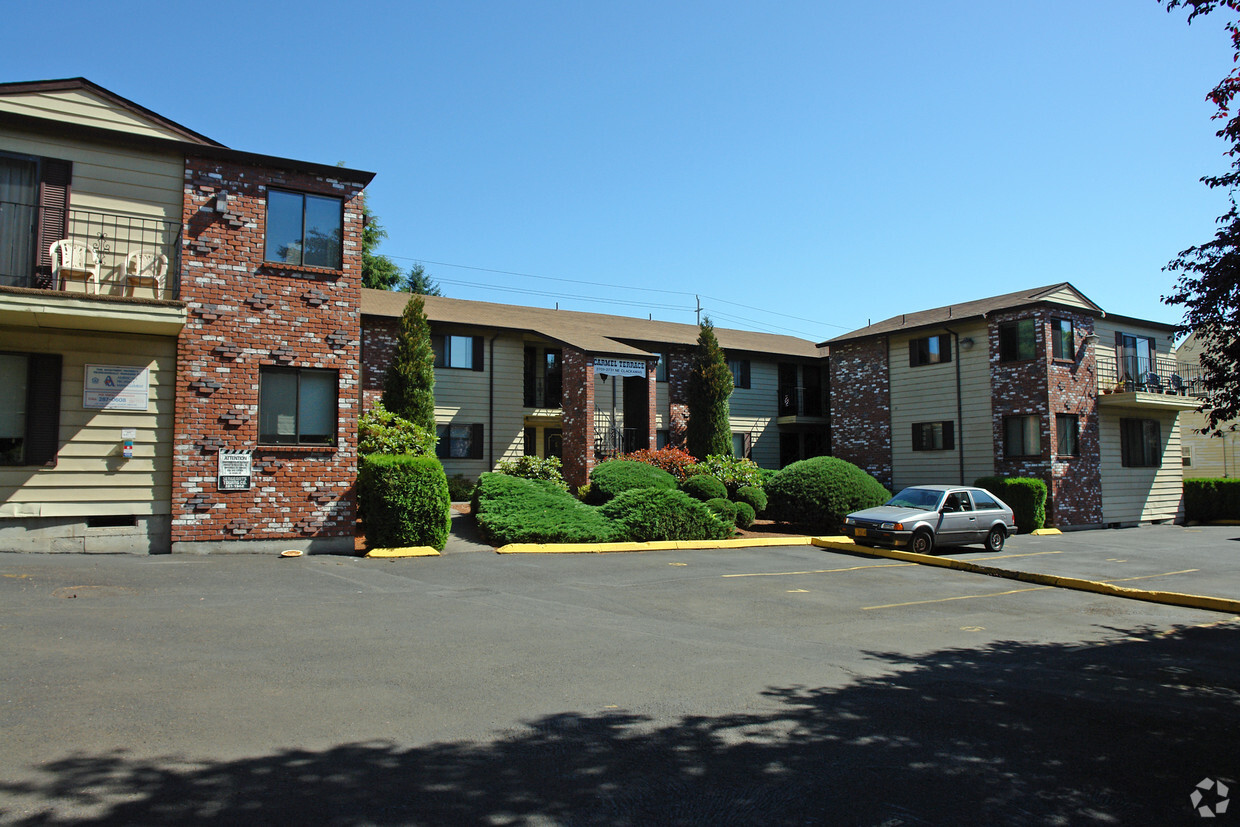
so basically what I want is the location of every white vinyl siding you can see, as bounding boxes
[0,327,175,517]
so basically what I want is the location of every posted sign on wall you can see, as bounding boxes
[594,357,648,378]
[217,449,253,491]
[83,364,150,411]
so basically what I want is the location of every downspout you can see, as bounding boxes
[488,334,498,470]
[945,327,965,485]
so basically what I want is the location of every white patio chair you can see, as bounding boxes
[124,250,168,297]
[49,240,101,294]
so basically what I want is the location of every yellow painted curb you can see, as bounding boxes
[364,546,440,558]
[1030,528,1062,536]
[496,536,815,554]
[812,536,1240,615]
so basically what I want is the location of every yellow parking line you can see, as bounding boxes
[722,562,914,579]
[971,551,1064,562]
[864,585,1053,610]
[1106,569,1198,583]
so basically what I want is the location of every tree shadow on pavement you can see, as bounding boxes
[3,623,1237,825]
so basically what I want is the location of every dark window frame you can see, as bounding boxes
[432,334,484,371]
[727,357,751,390]
[436,423,484,459]
[264,188,344,270]
[257,366,339,446]
[1004,414,1041,458]
[999,319,1037,362]
[1051,318,1074,360]
[911,420,955,451]
[909,334,952,367]
[1056,413,1080,457]
[0,351,61,466]
[1120,418,1162,467]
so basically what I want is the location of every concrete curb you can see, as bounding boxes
[810,537,1240,615]
[364,546,441,558]
[496,537,814,554]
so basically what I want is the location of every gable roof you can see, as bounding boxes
[361,290,824,359]
[823,283,1106,346]
[0,78,223,146]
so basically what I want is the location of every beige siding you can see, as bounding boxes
[1094,318,1179,387]
[730,358,779,468]
[433,332,525,480]
[1173,333,1237,478]
[0,327,176,518]
[654,382,669,431]
[1098,408,1185,524]
[0,89,195,142]
[888,321,994,490]
[1042,286,1094,310]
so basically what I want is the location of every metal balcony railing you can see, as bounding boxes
[1096,353,1205,396]
[523,376,563,409]
[777,385,825,417]
[593,413,638,458]
[0,201,181,300]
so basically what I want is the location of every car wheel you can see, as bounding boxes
[986,526,1005,552]
[912,529,934,554]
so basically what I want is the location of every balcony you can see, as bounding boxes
[593,412,639,459]
[0,201,181,301]
[523,376,563,410]
[1097,353,1204,412]
[777,385,825,422]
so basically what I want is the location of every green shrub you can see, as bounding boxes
[495,455,569,492]
[621,447,697,481]
[680,474,728,502]
[446,474,476,502]
[705,497,738,525]
[757,467,778,486]
[734,485,767,514]
[587,460,677,504]
[734,500,756,529]
[358,400,436,457]
[685,454,763,495]
[765,456,890,531]
[600,488,733,542]
[1183,478,1240,522]
[974,476,1047,533]
[474,473,617,545]
[358,453,451,550]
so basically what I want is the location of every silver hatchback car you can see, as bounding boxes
[842,484,1017,554]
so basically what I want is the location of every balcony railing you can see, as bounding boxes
[593,412,639,458]
[1097,353,1205,396]
[0,201,181,300]
[523,376,563,409]
[777,385,824,417]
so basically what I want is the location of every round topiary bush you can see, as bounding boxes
[733,500,756,529]
[764,456,890,531]
[704,497,738,526]
[680,474,727,502]
[600,488,733,542]
[587,460,677,504]
[734,485,767,514]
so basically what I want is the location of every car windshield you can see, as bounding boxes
[884,487,944,511]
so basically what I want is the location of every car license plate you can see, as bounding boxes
[854,528,867,537]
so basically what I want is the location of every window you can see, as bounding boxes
[972,489,1001,510]
[909,334,951,367]
[999,319,1036,362]
[944,491,972,512]
[432,334,483,371]
[1056,413,1080,457]
[1183,445,1193,468]
[265,189,343,270]
[0,153,71,288]
[1004,415,1041,457]
[657,429,670,449]
[912,421,955,451]
[1121,418,1162,467]
[523,427,537,456]
[0,352,60,465]
[1051,318,1074,360]
[655,352,668,382]
[436,423,483,459]
[545,428,562,459]
[258,367,338,445]
[728,358,750,390]
[732,432,752,459]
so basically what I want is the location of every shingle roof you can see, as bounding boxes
[361,290,824,359]
[822,282,1106,345]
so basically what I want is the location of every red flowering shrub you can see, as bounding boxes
[621,446,697,481]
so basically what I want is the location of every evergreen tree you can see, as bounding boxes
[382,295,436,432]
[686,318,734,459]
[403,262,443,296]
[361,201,402,291]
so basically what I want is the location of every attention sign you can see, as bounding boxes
[217,449,253,491]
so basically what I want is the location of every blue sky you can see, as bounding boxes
[3,1,1234,341]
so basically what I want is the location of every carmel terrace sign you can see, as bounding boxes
[594,357,648,378]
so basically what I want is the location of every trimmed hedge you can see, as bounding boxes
[974,476,1047,534]
[358,453,451,550]
[474,473,616,545]
[734,485,767,514]
[681,475,727,502]
[685,454,763,495]
[1184,478,1240,522]
[704,497,738,525]
[587,460,677,504]
[495,455,569,492]
[734,500,756,529]
[765,456,890,531]
[600,488,733,542]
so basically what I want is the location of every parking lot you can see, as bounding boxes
[2,524,1237,824]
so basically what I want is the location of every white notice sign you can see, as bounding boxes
[595,357,648,378]
[84,365,150,411]
[217,449,253,491]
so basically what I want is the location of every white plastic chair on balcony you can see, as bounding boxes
[124,250,167,297]
[49,240,101,294]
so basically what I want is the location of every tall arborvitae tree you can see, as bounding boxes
[686,317,734,459]
[381,295,436,432]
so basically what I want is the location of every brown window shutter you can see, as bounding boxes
[25,353,61,466]
[740,360,750,389]
[36,159,72,274]
[471,336,484,371]
[470,424,484,459]
[742,431,752,459]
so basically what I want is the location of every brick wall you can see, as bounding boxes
[171,156,367,551]
[561,348,595,488]
[828,338,892,487]
[666,346,692,446]
[361,315,398,409]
